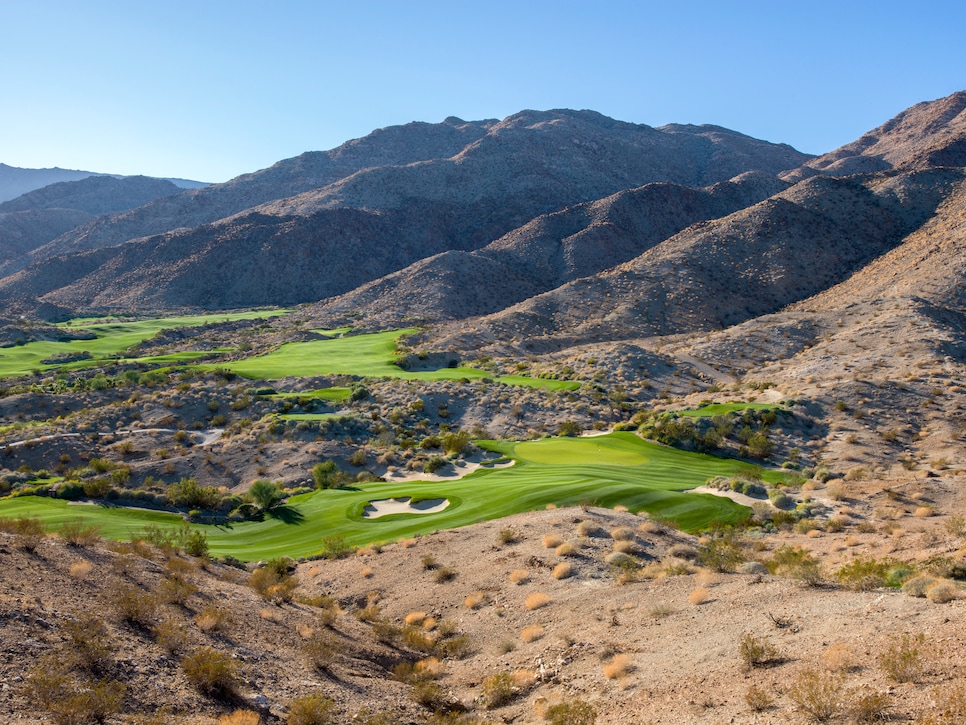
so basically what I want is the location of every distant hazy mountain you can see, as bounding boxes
[0,164,103,203]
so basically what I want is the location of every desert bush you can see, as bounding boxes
[219,711,261,725]
[926,579,958,603]
[544,699,597,725]
[848,690,892,723]
[497,527,518,545]
[552,562,574,580]
[303,631,342,672]
[196,605,232,634]
[520,625,545,643]
[788,668,844,722]
[481,672,515,708]
[576,520,602,537]
[901,574,936,598]
[464,592,486,610]
[405,611,427,626]
[0,515,46,551]
[745,683,774,711]
[434,566,457,583]
[738,633,780,669]
[542,533,564,548]
[58,519,101,547]
[688,587,710,605]
[835,555,903,591]
[158,575,198,606]
[603,653,632,679]
[610,526,635,541]
[153,616,190,654]
[525,593,550,610]
[181,646,239,698]
[25,664,126,725]
[111,584,158,628]
[766,545,823,585]
[554,541,577,557]
[878,633,927,683]
[410,681,448,710]
[69,560,93,579]
[249,562,299,603]
[821,643,857,672]
[62,614,113,674]
[509,568,529,585]
[286,693,337,725]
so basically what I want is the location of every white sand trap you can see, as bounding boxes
[362,497,450,519]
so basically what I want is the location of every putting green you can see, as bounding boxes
[0,432,779,560]
[208,329,579,390]
[677,403,785,417]
[0,311,288,379]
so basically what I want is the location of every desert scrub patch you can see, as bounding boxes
[848,690,892,724]
[405,611,428,626]
[821,643,857,673]
[603,653,633,679]
[481,672,516,709]
[542,533,564,549]
[69,560,93,579]
[738,632,781,669]
[303,631,343,672]
[58,518,102,547]
[525,592,551,610]
[576,520,603,537]
[835,554,905,591]
[544,699,597,725]
[520,624,545,643]
[196,605,232,634]
[509,568,530,585]
[744,683,774,712]
[285,693,338,725]
[788,667,844,722]
[109,583,159,628]
[878,633,928,683]
[925,579,958,603]
[153,616,190,654]
[434,565,457,583]
[554,541,577,557]
[497,527,519,545]
[181,646,239,699]
[609,526,635,541]
[688,587,710,605]
[464,592,487,610]
[552,562,574,580]
[218,711,261,725]
[62,614,113,674]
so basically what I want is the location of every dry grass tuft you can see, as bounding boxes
[525,593,551,610]
[218,711,260,725]
[509,568,530,585]
[576,520,603,537]
[543,533,564,549]
[822,643,857,672]
[688,588,710,605]
[464,592,487,610]
[915,506,935,518]
[520,624,545,643]
[405,611,427,626]
[552,562,574,580]
[69,560,93,579]
[926,580,958,603]
[610,526,635,541]
[360,566,374,579]
[603,653,633,679]
[554,541,577,557]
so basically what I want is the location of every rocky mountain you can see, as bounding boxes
[0,110,811,312]
[0,176,186,273]
[0,163,103,203]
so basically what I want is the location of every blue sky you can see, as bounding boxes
[2,0,964,183]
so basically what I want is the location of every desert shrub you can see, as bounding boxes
[696,531,745,572]
[688,587,710,605]
[835,555,902,591]
[62,614,113,674]
[58,519,101,547]
[410,680,448,709]
[286,693,337,725]
[738,633,780,669]
[525,593,550,610]
[788,668,844,722]
[153,616,190,654]
[545,699,597,725]
[745,683,774,711]
[542,533,564,548]
[249,562,299,603]
[0,515,46,552]
[575,520,602,537]
[497,527,518,545]
[464,592,486,610]
[508,568,529,585]
[481,672,515,709]
[603,653,632,679]
[554,541,577,557]
[167,477,222,509]
[878,633,927,683]
[821,643,856,672]
[926,579,958,603]
[158,575,198,606]
[111,584,158,628]
[520,625,545,643]
[303,631,342,672]
[849,690,892,723]
[552,562,574,580]
[219,711,261,725]
[182,646,239,698]
[196,605,232,634]
[25,665,126,725]
[766,545,823,585]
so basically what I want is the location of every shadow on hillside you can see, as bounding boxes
[266,505,305,525]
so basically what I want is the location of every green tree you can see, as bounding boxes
[247,480,284,511]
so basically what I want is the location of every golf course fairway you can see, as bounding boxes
[0,433,779,561]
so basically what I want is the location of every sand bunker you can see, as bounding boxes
[362,497,450,519]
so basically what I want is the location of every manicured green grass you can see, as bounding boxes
[677,402,786,418]
[0,311,287,379]
[278,413,353,421]
[0,432,778,560]
[207,329,579,390]
[264,388,353,403]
